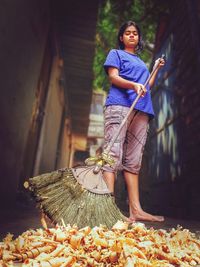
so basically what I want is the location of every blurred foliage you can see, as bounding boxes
[93,0,169,92]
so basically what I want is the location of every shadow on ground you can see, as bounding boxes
[0,200,200,240]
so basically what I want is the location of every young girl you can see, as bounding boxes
[103,21,165,222]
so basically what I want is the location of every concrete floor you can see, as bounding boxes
[0,200,200,241]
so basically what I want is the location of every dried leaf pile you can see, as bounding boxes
[0,221,200,267]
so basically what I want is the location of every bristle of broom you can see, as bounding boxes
[26,168,126,229]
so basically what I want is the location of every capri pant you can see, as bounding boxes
[102,105,149,174]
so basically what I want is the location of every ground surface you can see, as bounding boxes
[0,201,200,241]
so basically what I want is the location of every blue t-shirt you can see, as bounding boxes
[104,49,154,117]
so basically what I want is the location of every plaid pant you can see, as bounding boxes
[102,105,149,174]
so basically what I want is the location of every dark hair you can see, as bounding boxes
[117,21,144,52]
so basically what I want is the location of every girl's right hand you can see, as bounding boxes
[132,82,147,97]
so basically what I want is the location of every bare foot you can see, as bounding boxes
[130,208,164,222]
[125,217,136,223]
[122,215,136,223]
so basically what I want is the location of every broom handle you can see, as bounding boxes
[104,55,165,155]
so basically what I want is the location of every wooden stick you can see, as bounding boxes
[12,245,54,261]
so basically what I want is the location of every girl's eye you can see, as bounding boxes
[125,31,138,36]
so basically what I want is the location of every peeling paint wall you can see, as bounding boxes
[140,0,200,220]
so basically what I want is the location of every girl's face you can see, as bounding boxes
[120,25,139,51]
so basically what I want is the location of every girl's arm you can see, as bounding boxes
[108,67,146,96]
[108,56,165,94]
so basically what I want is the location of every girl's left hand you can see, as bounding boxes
[156,57,165,69]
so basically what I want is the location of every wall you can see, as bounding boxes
[0,0,50,205]
[33,56,65,175]
[140,0,200,220]
[56,118,71,170]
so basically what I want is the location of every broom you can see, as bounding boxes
[24,55,165,229]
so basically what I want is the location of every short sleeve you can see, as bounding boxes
[103,49,120,74]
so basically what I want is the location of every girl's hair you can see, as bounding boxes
[117,21,144,52]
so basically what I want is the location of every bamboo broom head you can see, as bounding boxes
[25,168,126,228]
